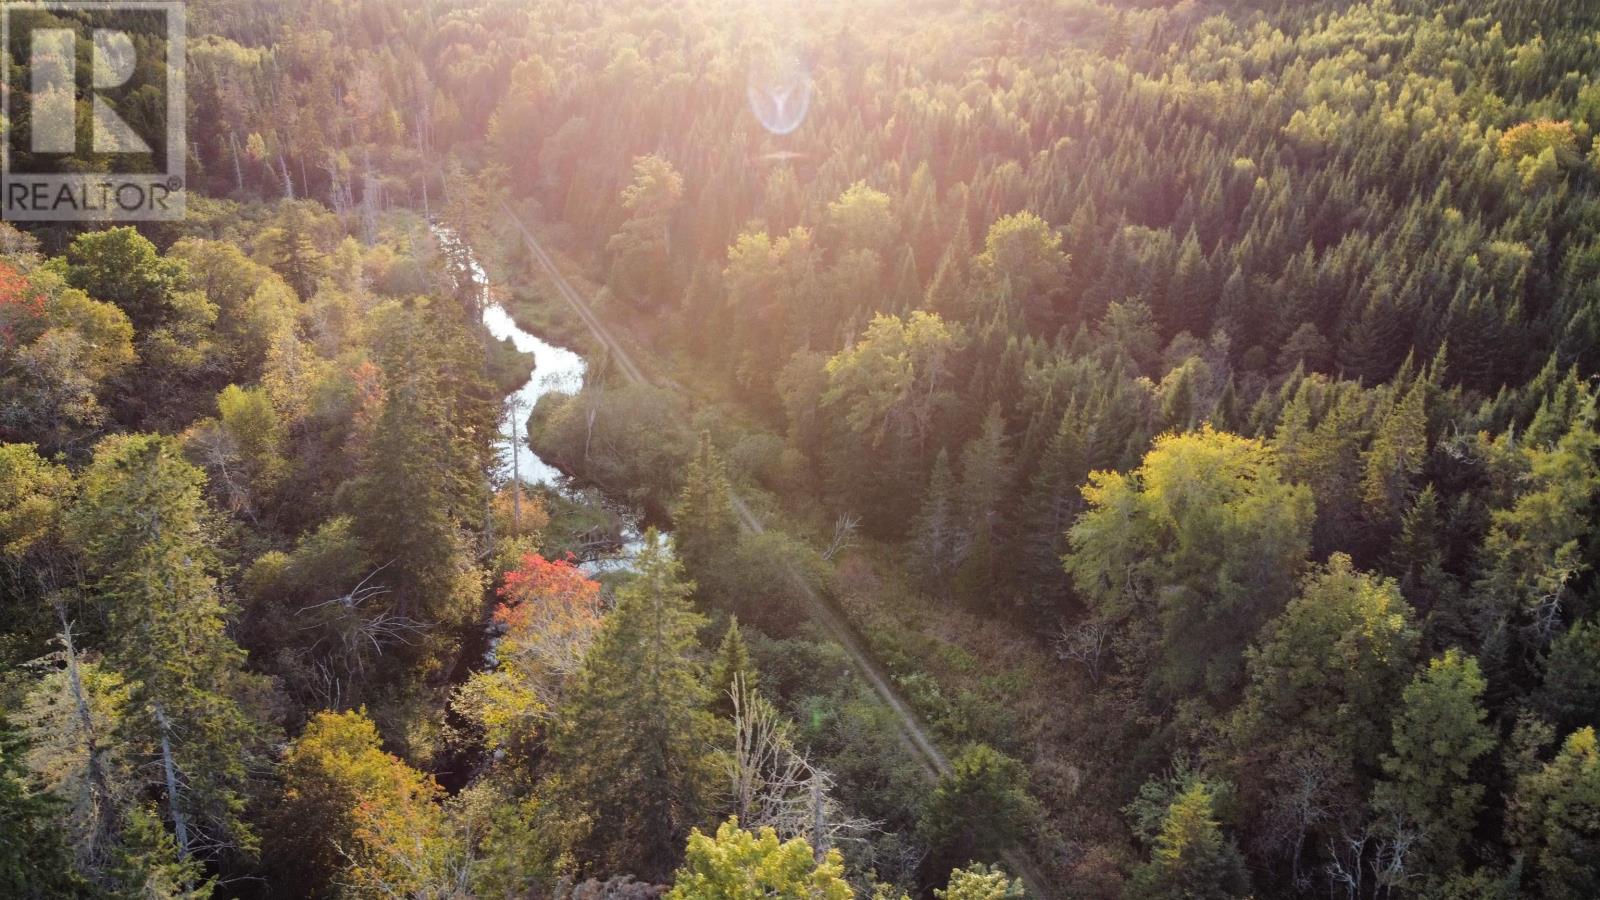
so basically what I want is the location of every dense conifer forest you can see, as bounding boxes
[4,0,1600,897]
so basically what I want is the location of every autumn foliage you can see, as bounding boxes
[495,552,604,674]
[0,262,44,349]
[454,554,604,759]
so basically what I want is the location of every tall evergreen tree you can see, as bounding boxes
[1362,381,1429,530]
[1127,782,1250,900]
[709,616,757,718]
[0,714,84,899]
[546,530,720,881]
[907,449,967,598]
[1375,649,1496,874]
[1015,404,1092,614]
[954,406,1013,602]
[676,431,738,579]
[66,434,274,866]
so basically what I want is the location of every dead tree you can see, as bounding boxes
[1054,617,1113,685]
[727,677,873,851]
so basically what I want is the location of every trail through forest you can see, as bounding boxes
[499,202,1056,897]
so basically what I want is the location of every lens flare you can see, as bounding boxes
[747,52,811,136]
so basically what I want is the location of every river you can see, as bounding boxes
[433,223,645,572]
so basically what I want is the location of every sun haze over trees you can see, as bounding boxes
[5,0,1600,897]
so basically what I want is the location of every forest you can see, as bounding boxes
[4,0,1600,897]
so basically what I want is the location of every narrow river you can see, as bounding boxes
[434,223,645,571]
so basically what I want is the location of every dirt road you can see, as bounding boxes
[499,203,1056,898]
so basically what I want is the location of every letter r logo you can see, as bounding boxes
[3,1,187,222]
[30,27,151,154]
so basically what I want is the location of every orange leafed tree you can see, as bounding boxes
[0,261,45,349]
[495,552,604,677]
[455,553,604,759]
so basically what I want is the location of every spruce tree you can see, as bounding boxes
[1016,405,1091,614]
[676,431,738,579]
[66,434,273,865]
[0,715,84,899]
[1362,381,1428,529]
[709,616,757,718]
[1127,782,1250,900]
[908,449,967,598]
[954,406,1013,603]
[1536,621,1600,733]
[547,530,720,881]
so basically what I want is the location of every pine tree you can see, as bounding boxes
[350,300,494,639]
[66,434,273,866]
[1165,228,1212,337]
[676,431,738,579]
[1474,405,1599,654]
[1536,621,1600,733]
[891,245,920,312]
[547,530,720,881]
[1127,782,1250,900]
[1362,381,1428,529]
[259,204,329,300]
[925,241,969,319]
[954,406,1013,602]
[908,449,967,597]
[1387,484,1451,620]
[709,617,757,718]
[1375,649,1496,873]
[1016,405,1091,614]
[0,715,84,899]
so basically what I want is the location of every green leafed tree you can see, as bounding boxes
[1235,554,1420,774]
[1126,782,1250,900]
[58,226,188,331]
[269,709,454,899]
[971,212,1068,328]
[1512,726,1600,900]
[1374,649,1496,873]
[824,311,959,452]
[1066,427,1314,701]
[665,818,853,900]
[918,743,1039,876]
[1229,554,1419,882]
[937,864,1027,900]
[826,181,896,256]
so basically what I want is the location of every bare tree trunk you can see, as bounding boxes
[229,132,244,193]
[152,704,191,867]
[278,154,294,200]
[54,605,114,855]
[511,407,522,532]
[811,779,825,863]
